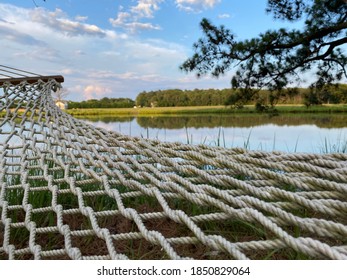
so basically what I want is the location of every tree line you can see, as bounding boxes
[66,84,347,109]
[68,97,135,109]
[135,84,347,108]
[136,88,232,107]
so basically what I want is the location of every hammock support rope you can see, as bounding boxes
[0,73,346,260]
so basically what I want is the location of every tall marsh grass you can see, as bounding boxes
[319,133,347,153]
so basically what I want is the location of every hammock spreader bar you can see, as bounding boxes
[0,75,64,86]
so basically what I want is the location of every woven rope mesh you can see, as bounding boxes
[0,78,346,260]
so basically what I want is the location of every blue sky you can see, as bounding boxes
[0,0,316,101]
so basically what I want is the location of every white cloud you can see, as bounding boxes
[109,0,163,33]
[91,70,164,83]
[218,13,231,19]
[83,85,112,100]
[109,11,131,26]
[1,3,227,102]
[0,25,46,46]
[30,8,106,37]
[109,0,221,32]
[175,0,221,12]
[131,0,164,18]
[75,15,88,22]
[109,14,161,32]
[74,50,86,56]
[13,47,62,62]
[60,68,76,75]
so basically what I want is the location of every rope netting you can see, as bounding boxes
[0,77,346,260]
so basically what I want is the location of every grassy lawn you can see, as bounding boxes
[65,104,347,116]
[3,105,346,118]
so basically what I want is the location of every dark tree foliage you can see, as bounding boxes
[68,97,135,109]
[136,89,233,107]
[135,85,347,108]
[180,0,347,107]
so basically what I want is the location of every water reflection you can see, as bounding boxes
[80,114,347,153]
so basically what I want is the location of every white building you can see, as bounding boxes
[55,100,68,110]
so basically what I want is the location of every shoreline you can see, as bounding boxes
[65,104,347,116]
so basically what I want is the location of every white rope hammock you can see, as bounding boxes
[0,74,346,260]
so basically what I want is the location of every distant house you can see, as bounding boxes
[150,102,157,108]
[55,100,68,110]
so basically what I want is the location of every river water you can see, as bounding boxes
[81,113,347,153]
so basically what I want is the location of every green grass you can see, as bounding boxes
[66,106,233,116]
[1,156,334,260]
[65,104,347,117]
[1,169,342,260]
[4,102,346,119]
